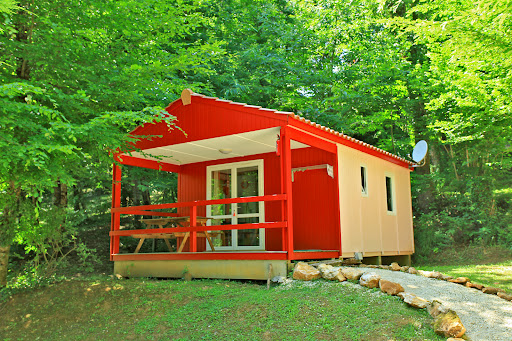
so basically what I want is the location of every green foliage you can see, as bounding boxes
[0,0,218,282]
[0,0,511,277]
[0,0,18,15]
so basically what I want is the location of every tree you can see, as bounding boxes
[384,0,512,250]
[0,0,223,286]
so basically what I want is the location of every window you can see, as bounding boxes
[361,166,368,196]
[206,159,265,250]
[385,176,394,213]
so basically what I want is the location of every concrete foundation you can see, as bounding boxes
[114,259,288,280]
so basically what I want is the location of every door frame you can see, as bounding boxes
[206,159,265,250]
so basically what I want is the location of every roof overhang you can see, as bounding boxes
[123,127,309,166]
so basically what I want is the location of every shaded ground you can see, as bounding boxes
[415,245,512,267]
[0,278,441,341]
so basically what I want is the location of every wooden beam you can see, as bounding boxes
[190,206,197,252]
[111,194,287,214]
[110,164,122,259]
[279,127,286,252]
[334,147,342,257]
[110,221,287,237]
[116,154,180,173]
[286,126,337,154]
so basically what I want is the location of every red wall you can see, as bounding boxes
[177,147,339,252]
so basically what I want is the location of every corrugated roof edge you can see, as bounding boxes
[181,89,415,166]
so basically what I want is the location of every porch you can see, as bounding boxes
[110,193,340,279]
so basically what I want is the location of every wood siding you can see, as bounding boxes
[133,98,286,150]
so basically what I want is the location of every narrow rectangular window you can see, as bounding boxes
[361,166,367,196]
[386,176,394,212]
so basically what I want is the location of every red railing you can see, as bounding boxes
[109,194,287,255]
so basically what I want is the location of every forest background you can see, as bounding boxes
[0,0,511,287]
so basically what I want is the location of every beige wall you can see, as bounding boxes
[337,144,414,257]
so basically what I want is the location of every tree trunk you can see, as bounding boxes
[0,245,10,287]
[54,181,68,208]
[72,185,85,211]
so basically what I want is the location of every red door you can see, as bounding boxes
[292,168,339,251]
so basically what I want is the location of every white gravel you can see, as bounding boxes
[356,267,512,341]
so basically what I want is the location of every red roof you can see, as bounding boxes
[177,89,415,167]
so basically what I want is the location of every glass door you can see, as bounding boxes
[206,160,265,250]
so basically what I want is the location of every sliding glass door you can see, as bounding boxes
[206,160,265,250]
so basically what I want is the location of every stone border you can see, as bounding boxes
[281,261,499,340]
[281,261,512,339]
[360,262,512,302]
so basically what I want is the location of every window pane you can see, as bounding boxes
[210,218,232,247]
[237,166,259,214]
[361,166,367,194]
[211,169,231,215]
[237,217,260,247]
[386,176,393,211]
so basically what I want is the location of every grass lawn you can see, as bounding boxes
[0,277,442,341]
[416,261,512,294]
[416,245,512,294]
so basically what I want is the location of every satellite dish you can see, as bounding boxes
[412,140,428,163]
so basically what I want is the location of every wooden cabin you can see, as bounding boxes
[110,89,415,280]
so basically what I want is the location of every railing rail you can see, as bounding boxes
[110,222,286,237]
[110,194,287,255]
[111,194,286,214]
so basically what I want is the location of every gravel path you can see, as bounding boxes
[356,267,512,341]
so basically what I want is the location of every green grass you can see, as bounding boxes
[417,261,512,294]
[0,277,442,341]
[416,245,512,294]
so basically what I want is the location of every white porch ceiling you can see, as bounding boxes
[126,127,310,165]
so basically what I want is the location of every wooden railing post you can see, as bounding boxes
[110,164,122,259]
[190,205,197,252]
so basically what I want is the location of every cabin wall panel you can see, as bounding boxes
[337,148,363,254]
[396,168,415,253]
[337,144,413,257]
[361,157,383,252]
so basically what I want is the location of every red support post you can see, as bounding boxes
[190,205,197,252]
[281,126,294,259]
[110,164,122,259]
[279,127,286,252]
[334,148,342,257]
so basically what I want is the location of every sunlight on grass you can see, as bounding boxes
[418,261,512,294]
